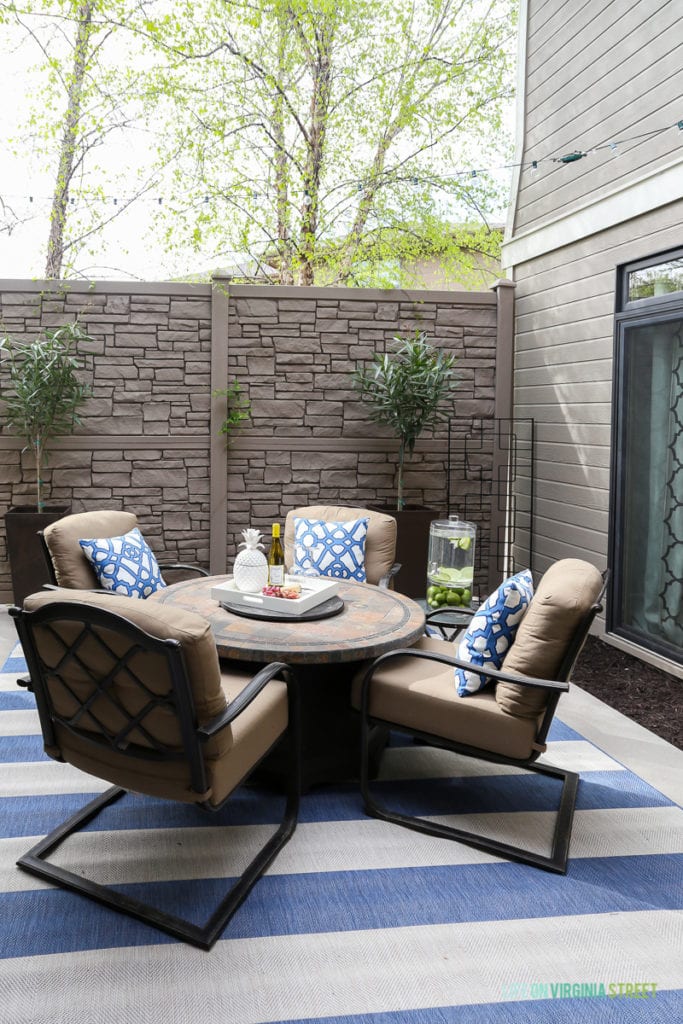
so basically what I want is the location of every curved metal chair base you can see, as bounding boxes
[18,782,298,950]
[361,751,579,875]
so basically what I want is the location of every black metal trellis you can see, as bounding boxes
[445,417,535,595]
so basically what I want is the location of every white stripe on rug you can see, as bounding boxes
[0,910,679,1024]
[0,760,109,795]
[0,673,26,692]
[3,805,681,891]
[379,740,622,779]
[0,710,43,736]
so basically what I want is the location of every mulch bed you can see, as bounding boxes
[573,636,682,750]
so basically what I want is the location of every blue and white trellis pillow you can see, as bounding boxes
[455,569,534,696]
[79,527,167,598]
[291,517,369,582]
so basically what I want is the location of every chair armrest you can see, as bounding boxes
[197,661,298,740]
[158,563,209,578]
[362,646,570,694]
[378,563,401,589]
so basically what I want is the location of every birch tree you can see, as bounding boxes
[155,0,514,285]
[2,0,164,279]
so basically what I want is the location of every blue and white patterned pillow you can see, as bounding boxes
[291,517,369,582]
[455,569,534,696]
[79,527,167,598]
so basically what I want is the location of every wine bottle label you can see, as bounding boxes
[269,565,285,585]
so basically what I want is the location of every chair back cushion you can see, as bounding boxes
[497,559,604,718]
[22,589,229,801]
[43,510,138,589]
[284,505,396,586]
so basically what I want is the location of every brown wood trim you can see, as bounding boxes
[0,434,456,452]
[210,281,230,574]
[220,280,497,304]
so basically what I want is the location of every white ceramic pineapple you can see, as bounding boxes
[233,528,269,592]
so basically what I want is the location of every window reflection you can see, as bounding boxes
[628,258,683,301]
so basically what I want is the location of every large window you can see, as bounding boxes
[610,249,683,664]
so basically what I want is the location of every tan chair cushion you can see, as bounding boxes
[23,589,236,801]
[284,505,396,586]
[43,510,138,589]
[496,559,604,719]
[50,663,289,807]
[351,636,540,760]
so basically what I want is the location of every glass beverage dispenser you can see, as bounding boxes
[426,515,476,609]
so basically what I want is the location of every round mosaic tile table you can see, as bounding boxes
[152,576,425,787]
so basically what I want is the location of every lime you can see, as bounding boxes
[458,537,472,550]
[427,586,438,600]
[461,588,472,605]
[446,591,461,606]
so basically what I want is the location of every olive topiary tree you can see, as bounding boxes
[352,332,459,510]
[0,322,93,511]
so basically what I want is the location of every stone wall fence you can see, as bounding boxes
[0,278,515,602]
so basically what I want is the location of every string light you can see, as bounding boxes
[557,151,585,164]
[3,117,681,210]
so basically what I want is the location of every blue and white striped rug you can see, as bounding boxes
[1,643,682,1023]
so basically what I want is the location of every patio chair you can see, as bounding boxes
[284,504,400,588]
[353,559,607,874]
[40,509,208,593]
[10,589,300,950]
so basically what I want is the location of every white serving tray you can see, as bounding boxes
[211,574,339,616]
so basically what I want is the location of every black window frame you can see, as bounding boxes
[609,246,683,664]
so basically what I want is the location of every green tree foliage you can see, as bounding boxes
[152,0,515,286]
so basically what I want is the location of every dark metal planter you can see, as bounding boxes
[374,506,440,600]
[4,505,69,604]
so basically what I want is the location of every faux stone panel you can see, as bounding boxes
[0,282,498,597]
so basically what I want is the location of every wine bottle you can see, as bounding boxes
[267,523,285,586]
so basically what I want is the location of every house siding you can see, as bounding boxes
[504,0,683,674]
[514,0,683,235]
[512,199,683,593]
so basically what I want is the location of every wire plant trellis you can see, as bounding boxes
[445,417,535,596]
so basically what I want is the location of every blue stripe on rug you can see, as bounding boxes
[0,690,37,710]
[2,854,682,958]
[0,766,674,839]
[0,655,28,674]
[276,990,683,1024]
[0,734,52,762]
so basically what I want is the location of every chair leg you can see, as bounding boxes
[360,723,579,875]
[17,755,300,950]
